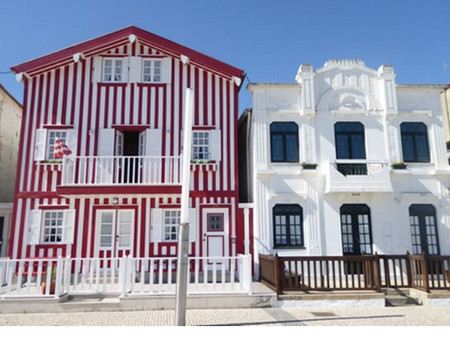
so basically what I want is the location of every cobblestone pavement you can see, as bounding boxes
[0,306,450,326]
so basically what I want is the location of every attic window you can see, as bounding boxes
[103,58,123,82]
[142,59,162,83]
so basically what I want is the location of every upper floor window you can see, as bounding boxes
[400,122,430,162]
[192,131,211,161]
[142,59,162,83]
[103,58,123,82]
[270,122,299,162]
[334,122,366,159]
[273,204,303,248]
[46,130,68,160]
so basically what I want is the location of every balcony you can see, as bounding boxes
[325,159,393,193]
[59,156,181,195]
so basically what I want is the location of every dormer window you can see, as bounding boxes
[142,59,162,83]
[103,58,123,82]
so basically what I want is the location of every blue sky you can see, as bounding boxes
[1,0,449,112]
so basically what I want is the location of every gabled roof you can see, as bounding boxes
[11,26,244,79]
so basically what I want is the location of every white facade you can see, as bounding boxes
[244,60,450,267]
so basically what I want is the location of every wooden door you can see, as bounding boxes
[202,209,229,270]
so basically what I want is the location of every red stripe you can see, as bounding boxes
[52,68,60,125]
[61,65,69,124]
[129,84,135,124]
[169,59,175,156]
[104,86,110,129]
[76,60,86,157]
[203,70,208,125]
[121,85,126,125]
[70,63,78,126]
[138,83,143,125]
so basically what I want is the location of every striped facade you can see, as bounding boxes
[9,27,247,262]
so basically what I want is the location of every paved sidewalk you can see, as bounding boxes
[0,306,450,326]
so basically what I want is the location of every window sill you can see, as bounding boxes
[273,246,306,250]
[36,162,62,172]
[190,161,217,172]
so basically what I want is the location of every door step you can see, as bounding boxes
[383,288,421,306]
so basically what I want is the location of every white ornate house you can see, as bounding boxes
[240,59,450,270]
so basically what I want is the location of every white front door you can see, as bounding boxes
[96,209,134,258]
[202,208,229,269]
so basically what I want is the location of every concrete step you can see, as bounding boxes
[385,295,420,307]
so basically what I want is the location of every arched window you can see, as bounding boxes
[270,122,299,162]
[272,204,303,248]
[409,204,440,255]
[400,123,430,162]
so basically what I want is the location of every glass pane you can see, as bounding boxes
[100,236,112,247]
[271,135,284,161]
[285,134,299,161]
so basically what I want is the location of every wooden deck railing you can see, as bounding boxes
[259,253,450,294]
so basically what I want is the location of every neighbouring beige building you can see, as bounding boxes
[0,83,21,257]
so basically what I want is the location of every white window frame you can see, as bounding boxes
[163,210,181,242]
[103,58,124,82]
[46,130,68,161]
[192,131,211,161]
[41,210,65,244]
[142,59,162,83]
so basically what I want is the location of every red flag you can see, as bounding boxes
[53,137,72,159]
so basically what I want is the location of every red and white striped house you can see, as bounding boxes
[9,26,250,266]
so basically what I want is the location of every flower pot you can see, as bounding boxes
[41,281,56,295]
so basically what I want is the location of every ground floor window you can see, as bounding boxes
[42,211,64,243]
[164,210,180,242]
[409,204,440,255]
[273,204,303,248]
[340,204,373,255]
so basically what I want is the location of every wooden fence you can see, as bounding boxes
[259,253,450,294]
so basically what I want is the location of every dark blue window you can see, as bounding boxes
[273,204,303,248]
[270,122,299,162]
[334,122,366,159]
[401,123,430,162]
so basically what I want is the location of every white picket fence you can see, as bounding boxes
[0,255,252,299]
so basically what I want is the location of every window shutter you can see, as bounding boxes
[34,129,47,161]
[151,208,163,242]
[210,129,222,161]
[122,57,129,83]
[92,56,102,83]
[66,129,78,156]
[145,128,162,156]
[162,57,172,84]
[98,128,115,156]
[129,56,141,83]
[28,210,42,245]
[63,209,76,244]
[188,208,197,242]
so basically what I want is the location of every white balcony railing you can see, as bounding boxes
[325,159,393,193]
[0,255,253,298]
[61,156,181,186]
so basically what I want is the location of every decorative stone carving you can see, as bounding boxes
[367,163,383,177]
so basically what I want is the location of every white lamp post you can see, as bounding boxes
[175,88,194,326]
